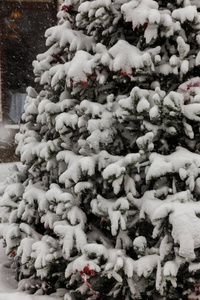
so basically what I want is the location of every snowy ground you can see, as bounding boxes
[0,162,61,300]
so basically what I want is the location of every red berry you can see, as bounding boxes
[61,5,73,13]
[81,81,89,87]
[83,265,90,275]
[184,99,190,105]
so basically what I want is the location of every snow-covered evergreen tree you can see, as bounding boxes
[1,0,200,299]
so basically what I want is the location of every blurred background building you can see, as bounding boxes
[0,0,57,125]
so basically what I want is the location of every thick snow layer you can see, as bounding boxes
[172,5,198,23]
[121,0,159,28]
[0,163,20,183]
[109,40,156,74]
